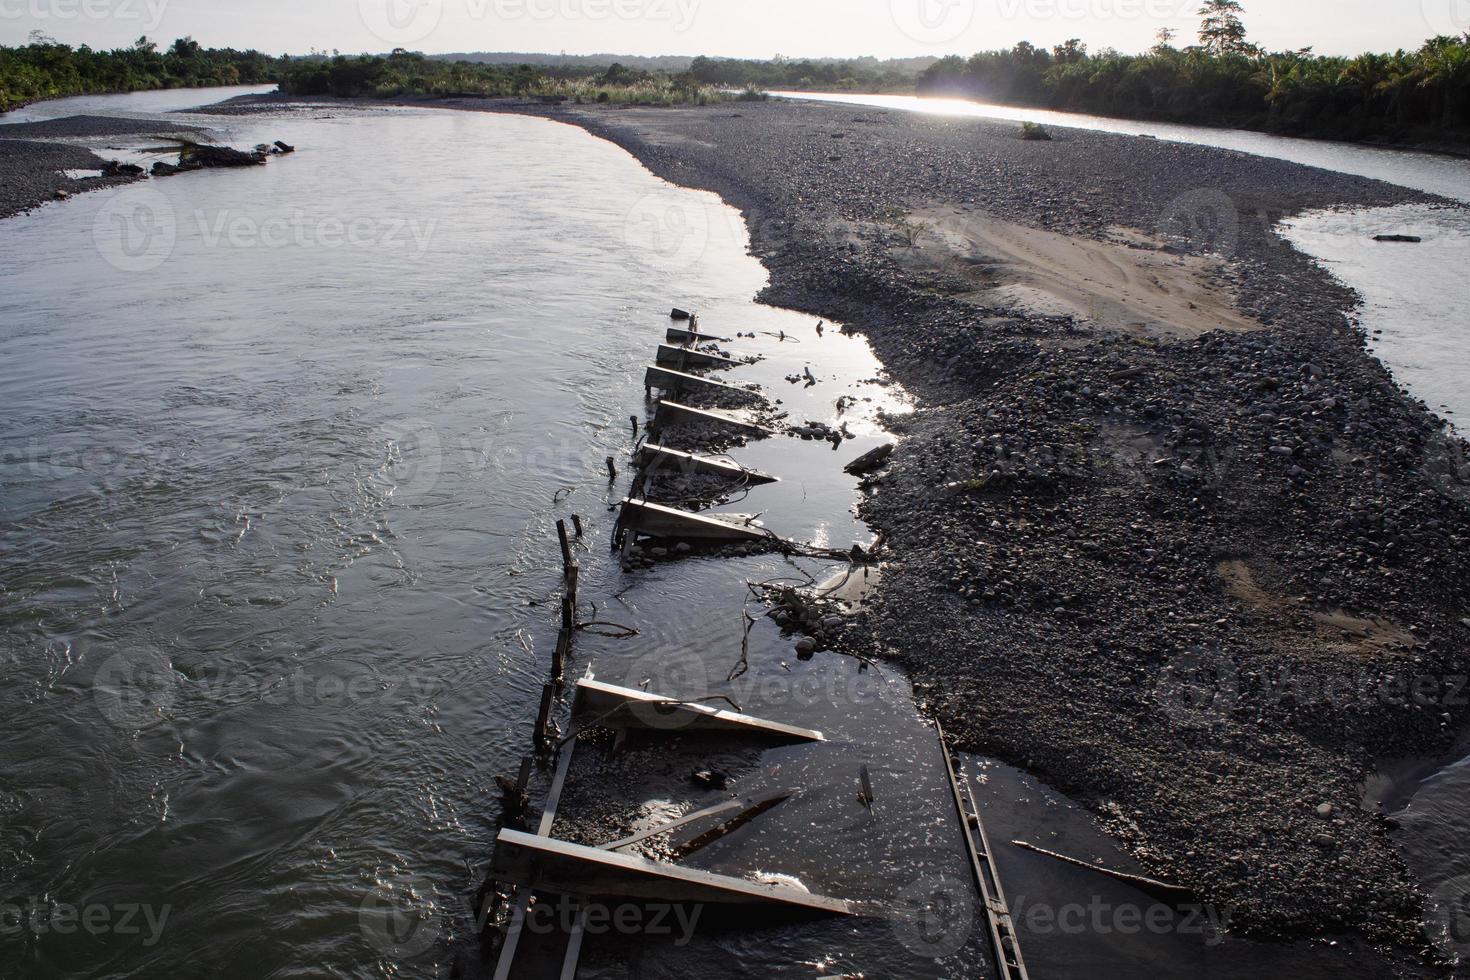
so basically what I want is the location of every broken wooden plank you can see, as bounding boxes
[667,326,731,345]
[670,793,795,861]
[576,676,825,742]
[600,789,795,853]
[492,830,852,914]
[644,365,760,401]
[652,400,774,437]
[635,444,778,485]
[619,498,770,543]
[655,344,743,371]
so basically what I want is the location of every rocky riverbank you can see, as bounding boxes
[0,112,291,218]
[480,96,1469,973]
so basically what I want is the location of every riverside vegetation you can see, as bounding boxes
[917,2,1470,145]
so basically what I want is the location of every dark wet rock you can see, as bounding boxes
[690,770,730,791]
[183,143,268,168]
[844,442,896,475]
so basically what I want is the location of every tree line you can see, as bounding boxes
[1,35,282,113]
[685,55,936,92]
[275,50,731,105]
[918,2,1470,143]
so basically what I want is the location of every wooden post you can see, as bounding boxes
[556,519,573,576]
[566,563,579,603]
[561,594,575,633]
[553,628,569,681]
[606,456,617,482]
[534,683,556,749]
[630,415,639,439]
[571,514,584,538]
[515,756,533,793]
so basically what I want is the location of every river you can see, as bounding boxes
[0,87,1459,978]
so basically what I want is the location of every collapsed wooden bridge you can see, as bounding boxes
[483,308,1030,979]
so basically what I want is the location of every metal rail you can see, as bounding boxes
[936,722,1032,980]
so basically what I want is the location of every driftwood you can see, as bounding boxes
[844,443,895,475]
[1010,840,1196,902]
[1373,234,1422,243]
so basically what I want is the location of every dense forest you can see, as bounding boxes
[919,3,1470,143]
[277,50,733,105]
[687,55,936,91]
[0,35,282,113]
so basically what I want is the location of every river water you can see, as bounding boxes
[0,88,1458,978]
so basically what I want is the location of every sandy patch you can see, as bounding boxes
[901,205,1262,339]
[1218,559,1417,655]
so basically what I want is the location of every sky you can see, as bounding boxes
[2,0,1464,58]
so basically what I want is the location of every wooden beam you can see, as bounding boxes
[652,400,774,437]
[635,444,778,485]
[644,365,760,401]
[576,676,824,742]
[655,344,743,370]
[600,789,795,853]
[619,498,770,543]
[492,830,852,914]
[666,326,731,344]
